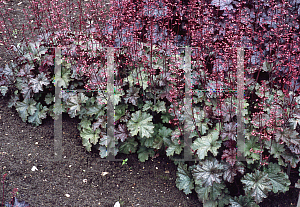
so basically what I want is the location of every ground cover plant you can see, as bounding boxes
[0,0,300,206]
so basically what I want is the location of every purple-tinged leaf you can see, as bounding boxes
[115,124,129,142]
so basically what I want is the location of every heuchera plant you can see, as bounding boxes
[0,0,300,206]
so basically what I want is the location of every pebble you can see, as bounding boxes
[101,172,109,176]
[31,166,38,171]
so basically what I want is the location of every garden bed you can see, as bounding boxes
[0,95,299,206]
[0,0,299,206]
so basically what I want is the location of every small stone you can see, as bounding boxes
[31,166,38,171]
[114,201,120,207]
[101,172,109,176]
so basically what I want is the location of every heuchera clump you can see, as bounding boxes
[0,0,300,205]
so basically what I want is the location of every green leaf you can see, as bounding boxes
[152,126,171,149]
[52,101,67,118]
[97,144,118,158]
[66,93,88,118]
[125,69,149,90]
[119,137,138,154]
[191,126,222,160]
[263,162,290,194]
[197,122,209,135]
[161,112,172,123]
[153,100,166,113]
[159,126,172,138]
[143,136,155,148]
[15,98,37,122]
[165,138,184,156]
[229,195,259,207]
[241,170,272,203]
[265,140,285,159]
[85,103,105,119]
[82,139,92,152]
[80,126,101,149]
[113,86,124,105]
[115,104,128,122]
[203,200,218,207]
[78,119,92,130]
[217,193,231,207]
[244,136,261,163]
[137,146,155,162]
[8,94,20,108]
[17,77,33,101]
[153,136,163,149]
[195,182,225,202]
[96,91,107,105]
[175,163,194,195]
[38,47,48,56]
[44,93,54,105]
[170,128,181,142]
[127,110,154,138]
[27,102,48,126]
[97,134,119,158]
[142,101,153,111]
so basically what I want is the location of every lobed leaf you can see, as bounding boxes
[263,162,290,194]
[192,158,223,186]
[241,170,272,203]
[127,110,154,138]
[137,146,155,162]
[175,163,194,195]
[191,125,222,160]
